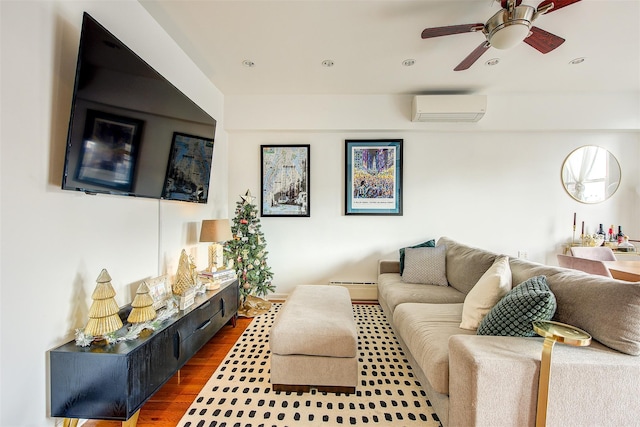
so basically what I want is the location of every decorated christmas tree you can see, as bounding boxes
[226,189,275,301]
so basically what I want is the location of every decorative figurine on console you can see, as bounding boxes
[83,269,123,341]
[172,249,196,310]
[127,282,157,324]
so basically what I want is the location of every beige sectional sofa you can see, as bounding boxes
[378,236,640,427]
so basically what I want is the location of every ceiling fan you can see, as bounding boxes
[421,0,581,71]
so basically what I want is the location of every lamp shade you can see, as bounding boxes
[199,219,233,243]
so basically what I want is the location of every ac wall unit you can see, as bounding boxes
[411,95,486,122]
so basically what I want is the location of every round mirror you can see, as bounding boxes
[561,146,621,203]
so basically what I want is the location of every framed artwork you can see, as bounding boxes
[345,139,403,215]
[75,109,143,192]
[261,144,310,217]
[146,275,171,310]
[162,132,214,203]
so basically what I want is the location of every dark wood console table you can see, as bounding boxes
[49,279,239,426]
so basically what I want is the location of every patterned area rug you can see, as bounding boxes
[178,304,442,427]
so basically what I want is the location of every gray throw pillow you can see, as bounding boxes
[401,245,448,286]
[477,275,556,337]
[399,239,436,274]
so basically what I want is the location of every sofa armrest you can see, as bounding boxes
[378,259,400,275]
[448,335,640,427]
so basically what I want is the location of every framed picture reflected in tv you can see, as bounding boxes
[75,110,143,192]
[162,132,214,203]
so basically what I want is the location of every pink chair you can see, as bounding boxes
[557,254,613,278]
[569,246,617,261]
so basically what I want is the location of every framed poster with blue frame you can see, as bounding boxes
[345,139,402,216]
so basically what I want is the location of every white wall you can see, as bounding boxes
[0,1,226,425]
[225,94,640,298]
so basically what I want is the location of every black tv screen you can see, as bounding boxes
[62,13,217,203]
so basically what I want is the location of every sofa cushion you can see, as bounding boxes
[437,236,499,295]
[401,245,448,286]
[393,303,475,395]
[460,255,512,330]
[378,273,466,314]
[399,239,435,274]
[477,275,556,337]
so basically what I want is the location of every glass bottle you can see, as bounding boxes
[617,226,625,244]
[596,224,606,246]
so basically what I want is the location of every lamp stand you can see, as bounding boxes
[207,243,224,272]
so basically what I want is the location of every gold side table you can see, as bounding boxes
[532,320,591,427]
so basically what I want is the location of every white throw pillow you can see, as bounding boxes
[459,255,512,330]
[401,245,448,286]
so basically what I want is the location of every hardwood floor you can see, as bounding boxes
[81,316,253,427]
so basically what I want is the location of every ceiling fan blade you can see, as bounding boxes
[524,26,565,53]
[422,24,484,39]
[454,41,491,71]
[537,0,581,13]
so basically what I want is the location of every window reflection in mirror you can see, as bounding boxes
[561,146,621,204]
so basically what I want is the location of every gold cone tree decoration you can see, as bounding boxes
[127,282,157,324]
[84,269,123,336]
[173,249,196,296]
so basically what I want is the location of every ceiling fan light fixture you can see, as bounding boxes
[485,5,534,50]
[489,23,531,49]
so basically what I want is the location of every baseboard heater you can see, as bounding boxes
[328,281,378,301]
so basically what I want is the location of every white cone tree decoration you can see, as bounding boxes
[127,282,157,324]
[84,269,123,336]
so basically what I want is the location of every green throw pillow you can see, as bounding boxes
[477,275,556,337]
[399,239,436,274]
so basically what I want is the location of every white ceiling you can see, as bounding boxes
[140,0,640,96]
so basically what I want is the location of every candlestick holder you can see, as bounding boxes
[572,225,576,245]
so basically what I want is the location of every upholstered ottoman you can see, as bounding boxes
[270,285,358,393]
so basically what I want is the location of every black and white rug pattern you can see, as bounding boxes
[178,303,442,427]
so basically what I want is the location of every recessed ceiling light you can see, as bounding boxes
[321,59,335,67]
[569,57,586,65]
[485,58,500,66]
[402,59,416,67]
[242,59,255,67]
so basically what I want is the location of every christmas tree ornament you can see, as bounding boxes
[127,282,157,323]
[84,269,123,337]
[173,249,196,296]
[240,189,256,204]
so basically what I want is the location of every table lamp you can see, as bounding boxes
[199,219,233,271]
[532,320,591,427]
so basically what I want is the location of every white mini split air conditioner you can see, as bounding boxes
[411,95,487,122]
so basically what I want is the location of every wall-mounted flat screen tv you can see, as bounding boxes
[61,12,217,203]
